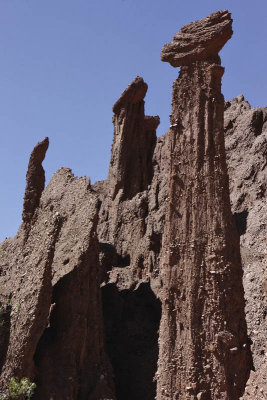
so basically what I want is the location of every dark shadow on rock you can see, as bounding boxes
[101,282,161,400]
[233,210,249,236]
[251,110,264,137]
[0,302,11,374]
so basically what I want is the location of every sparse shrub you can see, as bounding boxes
[0,377,36,400]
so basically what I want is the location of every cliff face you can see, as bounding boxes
[224,96,267,400]
[0,9,266,400]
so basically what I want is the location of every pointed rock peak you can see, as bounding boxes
[113,76,148,114]
[107,79,158,200]
[144,115,160,131]
[161,10,233,67]
[22,137,49,238]
[29,137,49,164]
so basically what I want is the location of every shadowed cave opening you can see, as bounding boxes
[251,110,265,136]
[233,210,248,236]
[101,282,161,400]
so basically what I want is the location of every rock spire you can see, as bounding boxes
[156,10,252,400]
[22,137,49,239]
[108,76,159,200]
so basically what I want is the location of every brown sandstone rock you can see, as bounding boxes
[0,147,115,399]
[97,77,162,290]
[156,11,252,400]
[95,79,164,400]
[22,137,49,240]
[1,10,266,400]
[108,76,158,200]
[161,10,233,67]
[224,96,267,399]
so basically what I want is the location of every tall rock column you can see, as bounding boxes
[97,77,160,268]
[108,76,158,201]
[156,10,252,400]
[22,137,49,240]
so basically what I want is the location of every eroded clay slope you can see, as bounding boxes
[0,142,115,400]
[224,96,267,399]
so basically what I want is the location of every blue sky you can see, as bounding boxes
[0,0,266,240]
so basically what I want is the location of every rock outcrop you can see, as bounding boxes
[157,11,252,400]
[0,152,115,399]
[97,76,162,291]
[0,9,266,400]
[22,137,49,240]
[108,76,159,201]
[224,96,267,400]
[161,10,233,67]
[96,77,163,400]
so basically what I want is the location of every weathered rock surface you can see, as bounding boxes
[240,365,267,400]
[22,137,49,240]
[161,10,233,67]
[0,9,266,400]
[95,77,164,400]
[97,76,163,292]
[108,76,159,201]
[224,95,267,399]
[0,151,115,399]
[156,11,252,399]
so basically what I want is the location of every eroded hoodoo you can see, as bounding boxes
[156,10,252,400]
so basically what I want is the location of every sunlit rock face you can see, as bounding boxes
[1,8,266,400]
[156,10,252,400]
[161,10,233,67]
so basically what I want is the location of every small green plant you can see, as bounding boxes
[0,377,36,400]
[7,299,12,308]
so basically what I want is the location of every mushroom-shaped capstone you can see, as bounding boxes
[161,10,233,67]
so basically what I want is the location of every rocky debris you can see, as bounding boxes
[22,137,49,240]
[0,147,115,399]
[240,365,267,400]
[156,11,252,400]
[108,76,159,201]
[224,95,267,395]
[161,10,233,67]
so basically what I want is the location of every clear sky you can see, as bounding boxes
[0,0,266,241]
